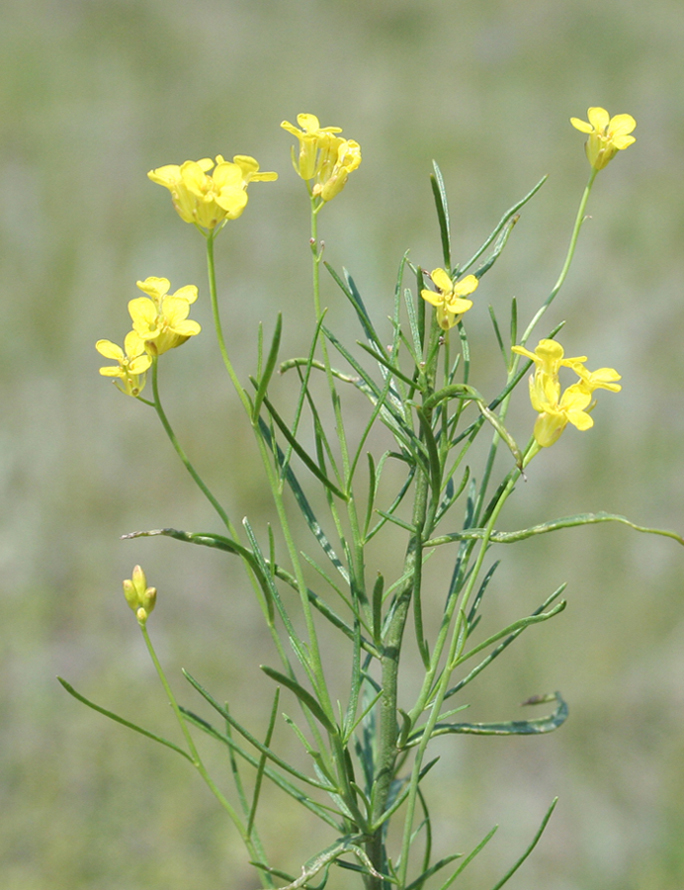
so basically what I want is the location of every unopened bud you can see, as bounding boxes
[122,565,157,623]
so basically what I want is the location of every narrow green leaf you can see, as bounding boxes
[262,395,348,500]
[258,418,351,585]
[436,826,498,890]
[405,854,462,890]
[454,601,566,667]
[403,285,423,360]
[364,452,377,539]
[474,398,524,469]
[374,509,417,534]
[445,585,566,701]
[430,160,452,271]
[322,325,421,453]
[371,572,384,646]
[489,304,508,366]
[180,708,341,829]
[460,175,547,274]
[261,665,337,734]
[510,296,518,354]
[58,677,193,762]
[472,213,519,279]
[426,511,684,547]
[490,798,557,890]
[182,670,335,791]
[248,688,280,835]
[324,263,386,352]
[416,408,443,509]
[252,312,282,422]
[407,691,568,744]
[357,340,419,388]
[366,461,417,542]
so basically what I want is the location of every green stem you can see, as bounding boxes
[151,358,233,532]
[140,623,273,887]
[472,167,598,526]
[205,231,253,414]
[521,167,597,346]
[205,228,341,781]
[397,454,527,887]
[365,317,444,887]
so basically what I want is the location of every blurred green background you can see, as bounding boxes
[2,0,684,888]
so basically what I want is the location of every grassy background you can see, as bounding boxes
[2,0,684,888]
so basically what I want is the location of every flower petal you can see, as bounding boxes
[95,339,124,360]
[587,107,610,131]
[570,117,593,134]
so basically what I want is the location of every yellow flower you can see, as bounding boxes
[281,113,343,180]
[572,363,622,394]
[281,113,361,201]
[315,139,362,202]
[514,338,621,447]
[96,330,152,397]
[421,268,479,330]
[512,339,586,380]
[570,107,636,170]
[128,277,201,355]
[148,154,277,229]
[529,377,594,448]
[123,565,157,626]
[135,276,198,307]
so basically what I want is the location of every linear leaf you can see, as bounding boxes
[426,511,684,547]
[58,677,193,762]
[407,691,567,744]
[252,312,282,421]
[262,395,348,500]
[261,666,337,734]
[430,160,452,271]
[490,798,557,890]
[460,176,547,274]
[180,707,341,829]
[182,669,335,791]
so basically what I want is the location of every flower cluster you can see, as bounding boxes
[123,565,157,627]
[512,339,621,448]
[148,154,277,229]
[570,107,636,171]
[281,113,361,202]
[421,268,479,331]
[96,277,201,396]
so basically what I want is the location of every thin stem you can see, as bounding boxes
[151,358,232,532]
[205,231,253,414]
[398,455,527,887]
[521,167,597,346]
[204,228,342,782]
[140,623,274,887]
[472,167,598,526]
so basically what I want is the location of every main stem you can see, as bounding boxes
[365,320,442,888]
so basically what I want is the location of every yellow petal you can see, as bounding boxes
[430,268,452,293]
[297,113,321,133]
[137,277,170,302]
[609,114,636,136]
[173,285,199,304]
[611,134,636,150]
[570,117,593,134]
[587,107,610,131]
[452,274,479,298]
[421,288,442,308]
[95,339,124,360]
[445,296,473,315]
